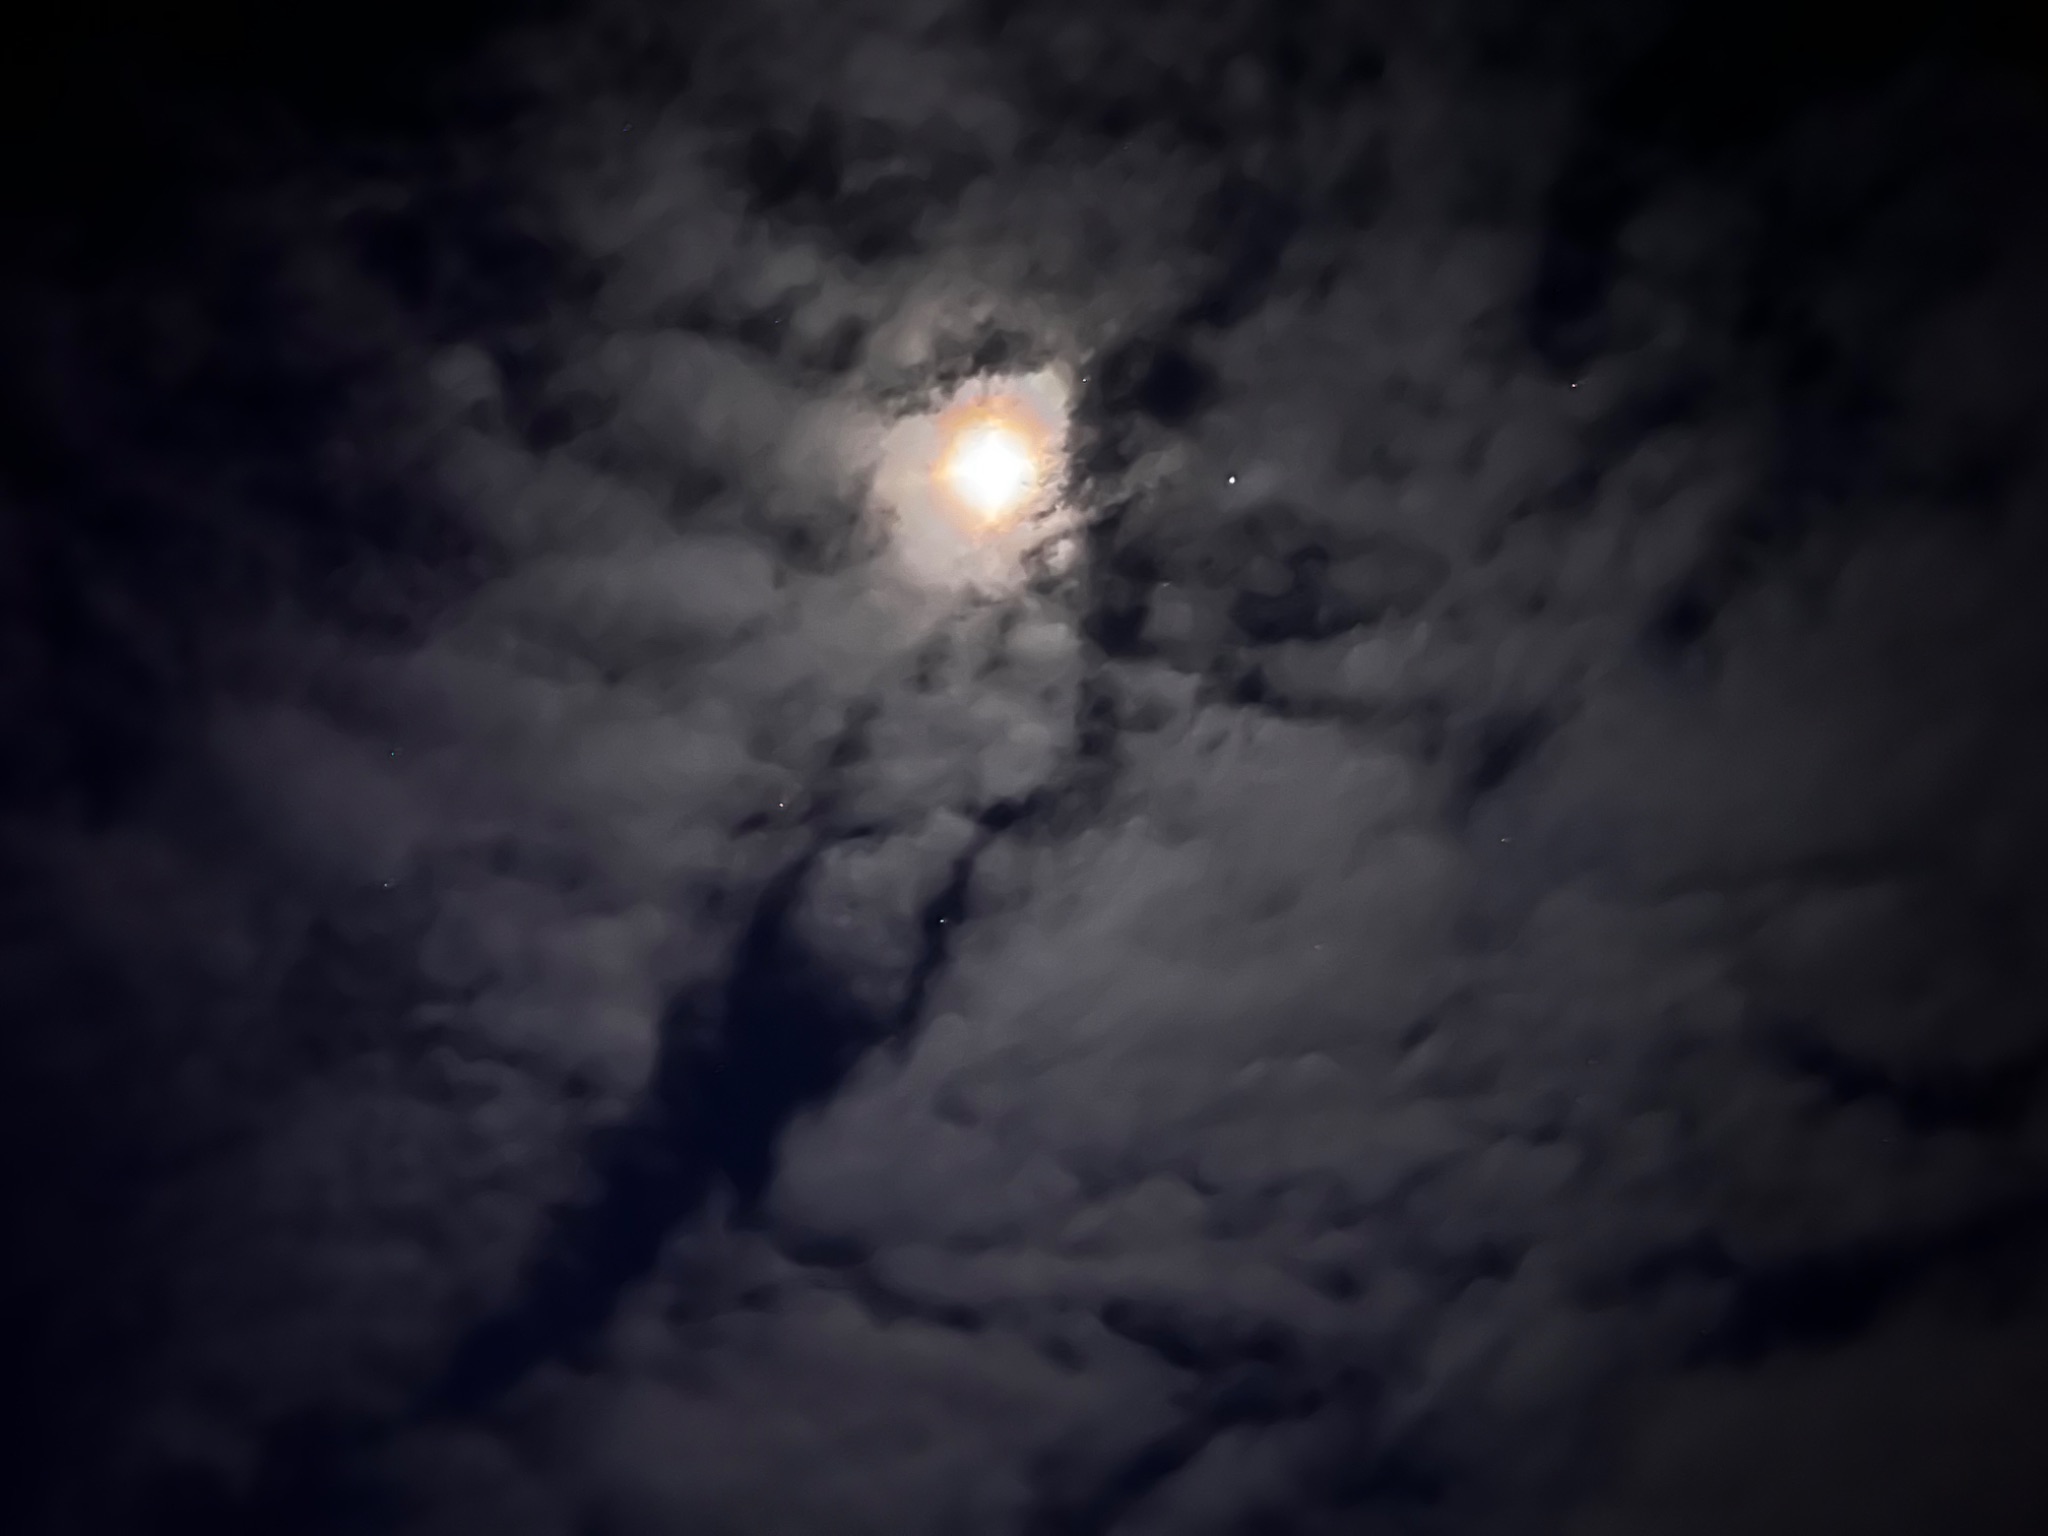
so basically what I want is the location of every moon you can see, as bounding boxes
[939,415,1041,525]
[874,368,1073,591]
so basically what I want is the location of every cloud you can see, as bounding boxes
[6,1,2048,1533]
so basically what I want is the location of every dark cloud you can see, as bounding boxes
[5,2,2048,1533]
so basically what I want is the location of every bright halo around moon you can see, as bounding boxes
[875,368,1072,592]
[942,416,1041,525]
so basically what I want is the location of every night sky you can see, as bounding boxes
[6,2,2048,1533]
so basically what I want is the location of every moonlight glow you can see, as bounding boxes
[940,419,1040,524]
[875,368,1073,591]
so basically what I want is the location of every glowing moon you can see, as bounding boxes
[875,369,1072,590]
[941,418,1040,524]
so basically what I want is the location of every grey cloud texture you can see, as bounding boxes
[6,2,2048,1533]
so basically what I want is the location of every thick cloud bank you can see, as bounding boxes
[5,2,2048,1533]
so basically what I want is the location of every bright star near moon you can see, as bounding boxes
[875,368,1072,591]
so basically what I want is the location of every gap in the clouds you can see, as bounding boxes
[1087,334,1218,429]
[426,818,994,1415]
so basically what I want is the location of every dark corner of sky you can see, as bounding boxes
[5,1,2048,1534]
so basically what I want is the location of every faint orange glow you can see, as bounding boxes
[932,392,1059,529]
[874,368,1072,591]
